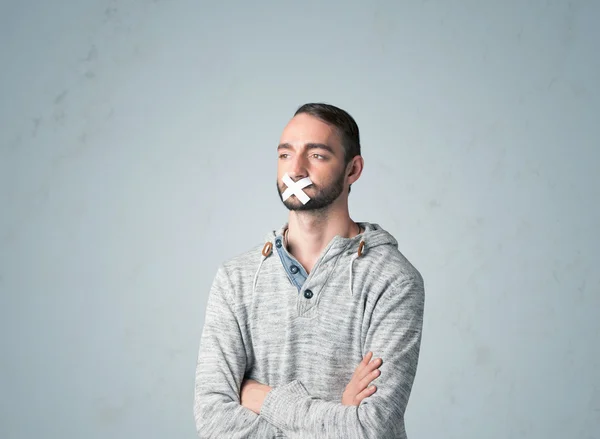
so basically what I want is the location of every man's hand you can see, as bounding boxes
[240,379,272,415]
[342,351,382,406]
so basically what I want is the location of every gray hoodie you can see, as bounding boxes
[194,221,425,438]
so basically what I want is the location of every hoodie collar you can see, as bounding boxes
[262,221,398,263]
[255,221,399,297]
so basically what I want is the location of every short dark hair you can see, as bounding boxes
[294,103,361,165]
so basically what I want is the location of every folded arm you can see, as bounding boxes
[193,265,283,438]
[259,277,425,439]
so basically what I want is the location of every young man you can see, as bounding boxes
[193,103,425,438]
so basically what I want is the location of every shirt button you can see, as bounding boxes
[304,289,313,299]
[290,265,299,274]
[275,239,282,248]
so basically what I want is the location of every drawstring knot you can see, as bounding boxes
[262,242,273,257]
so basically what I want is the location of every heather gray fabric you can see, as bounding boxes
[194,221,425,438]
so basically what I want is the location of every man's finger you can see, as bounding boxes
[358,368,381,389]
[358,357,382,380]
[362,351,373,365]
[355,385,377,404]
[353,351,373,377]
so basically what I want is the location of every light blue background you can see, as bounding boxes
[1,1,598,438]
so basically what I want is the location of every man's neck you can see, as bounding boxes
[285,208,360,273]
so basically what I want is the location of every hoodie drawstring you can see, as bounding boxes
[349,239,365,296]
[253,242,273,294]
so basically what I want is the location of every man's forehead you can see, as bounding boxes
[279,114,341,149]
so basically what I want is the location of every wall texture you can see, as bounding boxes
[1,1,598,438]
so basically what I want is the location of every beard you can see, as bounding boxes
[277,169,345,211]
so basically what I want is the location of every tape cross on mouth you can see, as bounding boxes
[281,173,312,204]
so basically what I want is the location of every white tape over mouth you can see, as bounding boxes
[281,173,312,204]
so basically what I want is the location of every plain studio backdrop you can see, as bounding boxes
[1,1,598,438]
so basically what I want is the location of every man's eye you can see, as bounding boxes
[312,154,325,159]
[279,154,289,159]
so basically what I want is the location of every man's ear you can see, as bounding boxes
[346,156,363,184]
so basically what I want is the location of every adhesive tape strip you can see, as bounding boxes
[281,173,312,204]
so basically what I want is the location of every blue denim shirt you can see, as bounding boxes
[273,233,308,292]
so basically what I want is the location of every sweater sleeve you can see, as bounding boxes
[259,277,425,439]
[193,264,284,439]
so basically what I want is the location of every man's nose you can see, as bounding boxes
[289,155,308,179]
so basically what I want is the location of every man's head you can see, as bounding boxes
[276,103,363,211]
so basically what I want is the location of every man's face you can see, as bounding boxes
[276,113,347,211]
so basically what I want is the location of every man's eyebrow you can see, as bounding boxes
[277,143,293,151]
[277,143,336,155]
[305,143,335,155]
